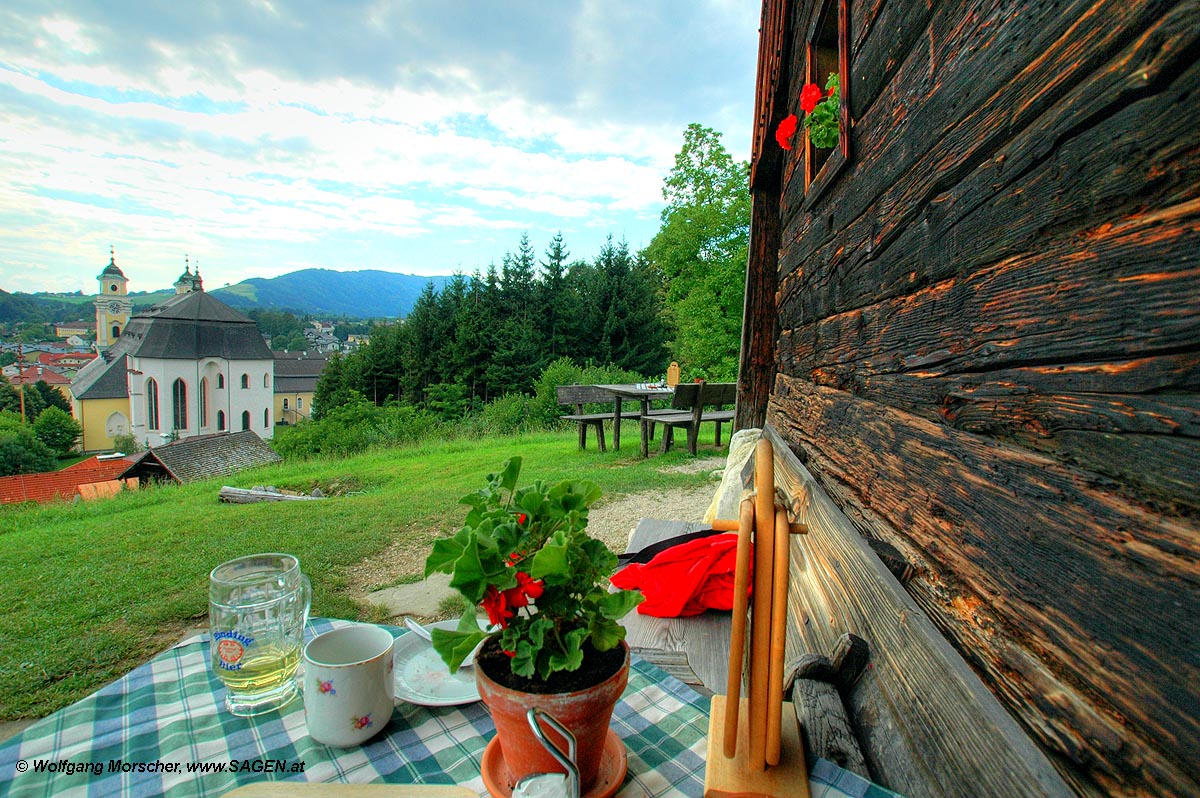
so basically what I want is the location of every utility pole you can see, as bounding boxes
[17,341,25,423]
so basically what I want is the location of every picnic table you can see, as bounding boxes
[589,384,674,452]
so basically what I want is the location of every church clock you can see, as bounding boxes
[108,301,123,313]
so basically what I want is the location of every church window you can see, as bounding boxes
[297,397,303,409]
[146,379,160,431]
[263,373,269,388]
[283,398,289,410]
[111,325,120,339]
[218,410,226,431]
[218,373,225,389]
[241,410,251,431]
[264,408,269,428]
[240,373,249,389]
[172,379,188,430]
[110,284,117,292]
[200,378,209,428]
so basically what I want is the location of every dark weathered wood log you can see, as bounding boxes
[779,1,1199,317]
[761,424,1073,798]
[792,677,869,778]
[829,633,870,695]
[737,183,782,431]
[767,386,1200,797]
[218,486,325,504]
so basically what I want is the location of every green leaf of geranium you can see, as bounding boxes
[548,627,587,675]
[424,527,470,577]
[598,588,644,620]
[493,457,522,494]
[518,489,544,515]
[448,534,509,602]
[431,612,488,672]
[529,531,570,580]
[587,617,627,652]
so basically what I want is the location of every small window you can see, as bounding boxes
[217,410,226,431]
[282,398,289,410]
[263,408,269,428]
[803,0,851,202]
[217,373,225,389]
[111,325,120,339]
[297,397,303,409]
[263,373,270,388]
[240,373,249,389]
[241,410,250,431]
[110,283,117,291]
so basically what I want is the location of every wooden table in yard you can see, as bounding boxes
[592,384,674,453]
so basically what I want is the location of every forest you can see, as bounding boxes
[314,124,750,418]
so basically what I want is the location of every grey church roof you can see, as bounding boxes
[119,430,281,484]
[71,290,273,400]
[272,351,328,393]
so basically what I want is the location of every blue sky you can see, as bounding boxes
[0,1,759,295]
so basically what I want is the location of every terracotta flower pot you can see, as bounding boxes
[476,640,629,793]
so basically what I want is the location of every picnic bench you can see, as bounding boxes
[556,385,642,452]
[639,381,736,457]
[619,426,1073,798]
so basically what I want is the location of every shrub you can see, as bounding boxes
[111,433,142,454]
[0,412,56,476]
[528,358,649,427]
[32,406,82,456]
[480,393,532,436]
[273,399,442,459]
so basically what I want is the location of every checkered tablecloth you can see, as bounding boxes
[0,619,901,798]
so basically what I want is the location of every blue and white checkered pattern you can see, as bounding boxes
[0,618,902,798]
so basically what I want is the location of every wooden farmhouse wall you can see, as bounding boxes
[738,1,1199,796]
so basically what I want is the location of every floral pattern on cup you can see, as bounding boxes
[316,678,336,695]
[352,714,373,731]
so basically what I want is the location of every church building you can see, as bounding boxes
[70,254,275,452]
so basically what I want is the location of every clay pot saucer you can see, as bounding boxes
[480,729,627,798]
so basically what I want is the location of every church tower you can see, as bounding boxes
[94,246,132,351]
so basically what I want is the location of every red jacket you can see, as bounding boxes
[611,533,751,617]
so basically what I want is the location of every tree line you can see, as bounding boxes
[315,234,667,417]
[314,124,750,420]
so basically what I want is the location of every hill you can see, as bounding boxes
[16,269,453,322]
[210,269,451,318]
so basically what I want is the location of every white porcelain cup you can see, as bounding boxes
[303,624,395,747]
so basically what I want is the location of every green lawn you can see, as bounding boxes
[0,425,721,720]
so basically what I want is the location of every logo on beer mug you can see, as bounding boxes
[214,630,255,670]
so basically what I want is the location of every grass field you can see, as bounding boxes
[0,426,720,720]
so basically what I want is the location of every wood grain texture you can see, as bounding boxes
[767,387,1200,797]
[619,519,733,695]
[765,506,792,766]
[761,425,1074,798]
[791,678,868,777]
[724,499,757,757]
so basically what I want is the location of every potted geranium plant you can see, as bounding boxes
[424,457,643,792]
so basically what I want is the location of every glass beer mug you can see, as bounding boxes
[208,553,311,716]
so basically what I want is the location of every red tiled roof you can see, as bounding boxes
[0,456,138,505]
[10,366,71,386]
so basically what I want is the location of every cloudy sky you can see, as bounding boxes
[0,1,759,295]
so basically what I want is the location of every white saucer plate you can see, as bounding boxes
[394,620,481,706]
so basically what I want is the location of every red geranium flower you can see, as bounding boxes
[775,114,798,150]
[481,586,513,628]
[800,82,823,114]
[503,571,545,609]
[516,513,527,525]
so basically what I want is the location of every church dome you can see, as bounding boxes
[99,255,125,279]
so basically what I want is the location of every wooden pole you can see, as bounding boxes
[766,505,791,765]
[749,437,775,770]
[723,497,756,757]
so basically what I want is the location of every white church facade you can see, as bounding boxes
[71,255,275,452]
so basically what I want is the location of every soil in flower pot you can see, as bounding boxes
[476,636,629,793]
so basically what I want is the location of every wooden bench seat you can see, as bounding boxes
[556,385,640,452]
[640,381,737,457]
[617,426,1073,798]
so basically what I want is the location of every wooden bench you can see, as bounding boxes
[618,426,1073,798]
[639,381,736,457]
[556,385,641,452]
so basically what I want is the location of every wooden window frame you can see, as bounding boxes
[803,0,851,206]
